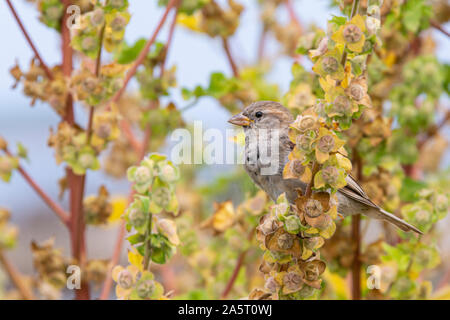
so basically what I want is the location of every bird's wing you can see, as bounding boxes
[338,174,379,209]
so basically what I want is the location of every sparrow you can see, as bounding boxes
[228,101,422,234]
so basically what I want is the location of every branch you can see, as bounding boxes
[285,0,302,30]
[305,162,319,198]
[417,110,450,150]
[0,250,35,300]
[5,0,54,80]
[221,229,255,299]
[430,20,450,38]
[86,23,106,143]
[120,120,143,154]
[160,1,180,77]
[108,0,178,106]
[3,149,70,225]
[61,0,89,300]
[221,37,239,78]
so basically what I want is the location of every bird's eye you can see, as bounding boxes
[255,111,263,118]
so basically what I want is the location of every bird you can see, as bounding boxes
[228,100,422,234]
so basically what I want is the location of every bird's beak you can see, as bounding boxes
[228,113,252,127]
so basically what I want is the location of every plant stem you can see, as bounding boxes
[86,23,106,144]
[108,0,177,107]
[285,0,302,30]
[430,20,450,38]
[221,229,255,299]
[0,250,35,300]
[160,0,180,77]
[351,214,361,299]
[4,149,69,225]
[143,213,154,271]
[222,37,239,78]
[257,28,267,62]
[98,1,179,299]
[120,120,143,154]
[305,162,319,198]
[5,0,54,80]
[61,0,89,300]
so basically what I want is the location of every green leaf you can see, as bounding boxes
[115,38,147,64]
[399,177,427,202]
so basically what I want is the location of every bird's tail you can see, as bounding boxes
[370,208,423,235]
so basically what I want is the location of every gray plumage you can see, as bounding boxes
[230,101,422,234]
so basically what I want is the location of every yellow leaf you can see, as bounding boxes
[323,270,350,299]
[177,13,202,32]
[335,153,352,171]
[128,249,143,272]
[108,196,128,223]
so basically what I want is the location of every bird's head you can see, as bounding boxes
[228,101,294,130]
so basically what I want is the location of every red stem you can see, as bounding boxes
[108,0,177,106]
[222,37,239,78]
[61,0,89,300]
[120,120,143,154]
[257,28,267,62]
[5,0,54,80]
[221,229,254,299]
[160,1,180,77]
[5,150,70,226]
[430,20,450,38]
[285,0,302,30]
[0,250,35,300]
[221,250,248,299]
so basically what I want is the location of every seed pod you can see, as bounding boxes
[317,135,335,153]
[110,15,127,32]
[277,233,294,250]
[349,84,365,100]
[134,166,152,184]
[305,199,323,218]
[95,123,112,140]
[117,269,134,289]
[297,115,316,132]
[90,8,104,27]
[333,95,352,116]
[158,163,179,183]
[81,37,97,51]
[284,215,302,234]
[296,135,313,152]
[79,153,95,168]
[136,279,155,299]
[343,24,362,43]
[322,166,339,185]
[322,56,339,74]
[292,160,305,176]
[264,276,280,293]
[259,215,278,235]
[415,210,431,223]
[283,272,304,293]
[152,187,171,208]
[128,208,146,228]
[110,0,125,9]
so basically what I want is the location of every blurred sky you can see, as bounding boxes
[0,0,448,277]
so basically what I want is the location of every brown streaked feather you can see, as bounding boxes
[339,174,379,209]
